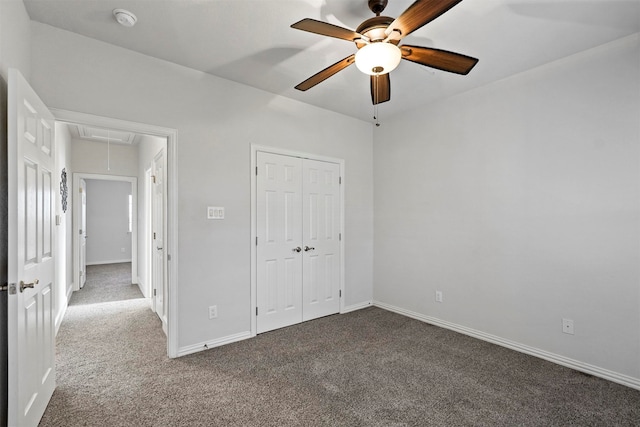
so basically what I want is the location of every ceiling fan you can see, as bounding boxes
[291,0,478,105]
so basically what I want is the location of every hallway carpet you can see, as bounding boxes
[40,264,640,426]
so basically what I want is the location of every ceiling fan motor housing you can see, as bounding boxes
[355,16,396,47]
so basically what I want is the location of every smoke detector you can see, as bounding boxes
[113,9,137,27]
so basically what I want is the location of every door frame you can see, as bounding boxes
[250,144,345,337]
[53,108,179,358]
[144,166,154,309]
[72,173,138,291]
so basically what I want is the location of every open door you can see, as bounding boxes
[151,149,167,334]
[79,178,87,288]
[8,68,56,426]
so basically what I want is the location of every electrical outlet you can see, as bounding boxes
[435,291,443,303]
[562,318,574,335]
[208,305,218,319]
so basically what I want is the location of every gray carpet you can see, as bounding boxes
[40,263,640,426]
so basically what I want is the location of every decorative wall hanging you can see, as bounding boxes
[60,168,68,213]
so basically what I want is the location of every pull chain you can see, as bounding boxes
[373,75,380,127]
[107,130,111,171]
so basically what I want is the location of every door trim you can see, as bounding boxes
[52,108,179,358]
[250,144,345,337]
[72,173,137,291]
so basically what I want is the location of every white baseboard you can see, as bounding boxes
[373,300,640,391]
[86,259,132,266]
[55,282,75,336]
[136,276,149,298]
[176,331,252,357]
[66,282,74,302]
[342,300,373,314]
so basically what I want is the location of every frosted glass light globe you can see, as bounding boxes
[355,42,401,75]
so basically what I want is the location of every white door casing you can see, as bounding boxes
[256,152,304,333]
[79,178,87,288]
[8,68,57,427]
[145,167,154,305]
[302,159,341,321]
[255,150,343,334]
[152,149,168,334]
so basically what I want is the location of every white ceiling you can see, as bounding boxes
[23,0,640,122]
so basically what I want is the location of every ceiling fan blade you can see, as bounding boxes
[386,0,462,40]
[371,73,390,105]
[295,54,356,91]
[291,18,361,42]
[401,45,478,74]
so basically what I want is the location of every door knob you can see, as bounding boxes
[20,279,39,293]
[304,246,315,252]
[293,247,302,253]
[157,247,163,250]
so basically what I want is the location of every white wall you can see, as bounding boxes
[54,122,73,331]
[30,22,374,351]
[373,34,640,384]
[85,179,133,265]
[71,138,138,177]
[0,0,31,81]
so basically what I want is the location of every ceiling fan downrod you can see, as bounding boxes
[368,0,388,16]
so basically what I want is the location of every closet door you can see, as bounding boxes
[256,152,303,333]
[302,159,341,321]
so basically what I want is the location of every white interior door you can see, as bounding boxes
[152,149,167,333]
[79,178,87,288]
[256,152,341,334]
[256,152,303,333]
[8,68,56,427]
[302,160,341,321]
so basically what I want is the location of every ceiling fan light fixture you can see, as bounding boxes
[355,42,401,75]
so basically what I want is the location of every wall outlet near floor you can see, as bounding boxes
[435,291,443,303]
[562,318,574,335]
[208,305,218,319]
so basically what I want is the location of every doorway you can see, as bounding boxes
[72,174,137,292]
[53,109,178,357]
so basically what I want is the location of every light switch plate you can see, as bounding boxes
[207,206,225,220]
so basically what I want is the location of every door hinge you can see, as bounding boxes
[255,166,258,176]
[153,232,156,240]
[167,254,171,261]
[153,289,157,296]
[152,175,157,184]
[256,307,258,316]
[256,236,258,246]
[339,176,342,184]
[339,290,342,298]
[339,233,342,241]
